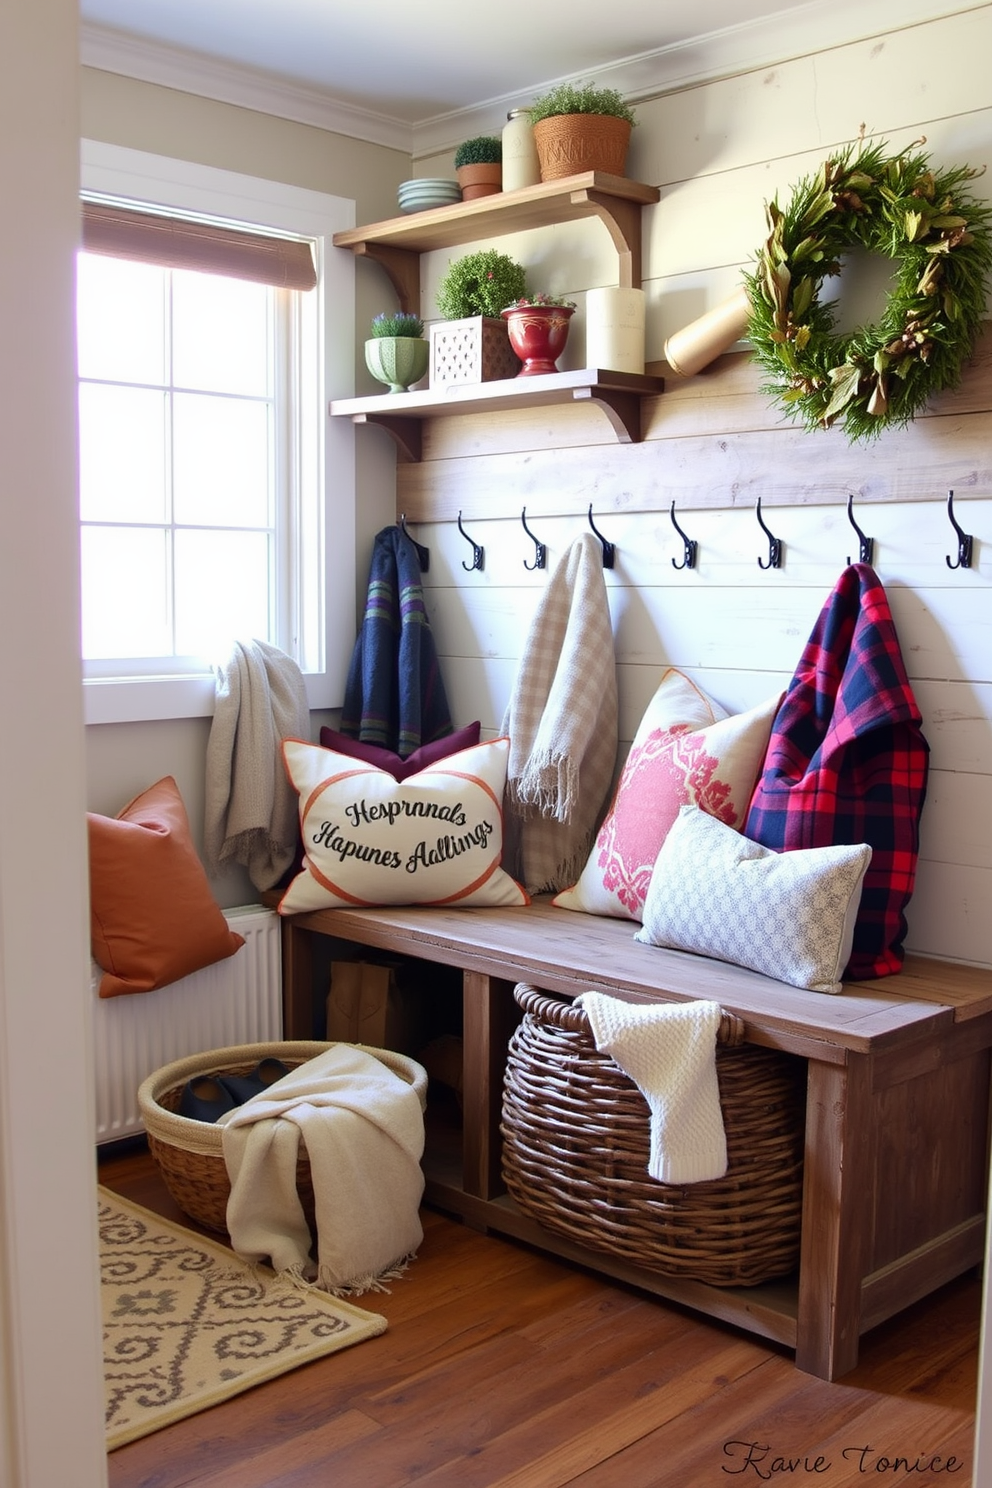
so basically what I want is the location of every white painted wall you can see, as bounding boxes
[416,4,992,971]
[0,1,109,1483]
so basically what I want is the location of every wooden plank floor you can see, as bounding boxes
[99,1143,980,1488]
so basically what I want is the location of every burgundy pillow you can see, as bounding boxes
[318,721,481,781]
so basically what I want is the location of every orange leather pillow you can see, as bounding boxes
[88,776,244,998]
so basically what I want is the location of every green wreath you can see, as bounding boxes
[744,139,992,442]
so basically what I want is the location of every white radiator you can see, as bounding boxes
[92,904,283,1144]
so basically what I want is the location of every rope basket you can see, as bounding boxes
[533,115,631,181]
[138,1040,427,1235]
[501,987,806,1287]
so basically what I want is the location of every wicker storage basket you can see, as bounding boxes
[501,987,806,1287]
[138,1040,427,1235]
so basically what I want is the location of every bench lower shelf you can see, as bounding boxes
[420,1109,985,1363]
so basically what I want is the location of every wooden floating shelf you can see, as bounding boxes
[332,173,661,312]
[329,368,666,462]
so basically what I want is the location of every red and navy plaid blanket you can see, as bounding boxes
[744,563,929,980]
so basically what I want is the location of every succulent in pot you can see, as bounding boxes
[454,135,503,200]
[432,250,529,384]
[435,250,528,321]
[364,310,428,394]
[527,81,636,181]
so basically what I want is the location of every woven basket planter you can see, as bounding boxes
[138,1040,427,1235]
[501,987,806,1287]
[533,114,632,181]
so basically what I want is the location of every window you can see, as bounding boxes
[78,143,356,725]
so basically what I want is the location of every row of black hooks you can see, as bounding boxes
[455,505,614,574]
[745,489,972,572]
[400,489,975,576]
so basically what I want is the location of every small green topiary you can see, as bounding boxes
[370,310,425,338]
[528,82,636,127]
[435,249,528,320]
[454,135,503,168]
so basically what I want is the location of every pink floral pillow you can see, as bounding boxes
[553,669,781,922]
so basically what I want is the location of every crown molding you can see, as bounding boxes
[82,0,980,164]
[411,0,983,157]
[80,23,416,153]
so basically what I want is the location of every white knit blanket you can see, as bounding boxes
[501,533,618,894]
[219,1046,427,1294]
[203,639,310,890]
[577,993,728,1184]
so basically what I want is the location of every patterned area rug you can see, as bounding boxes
[99,1186,387,1450]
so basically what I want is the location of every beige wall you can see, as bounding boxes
[80,66,409,899]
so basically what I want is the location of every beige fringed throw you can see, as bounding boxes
[501,533,618,893]
[220,1045,428,1295]
[203,639,310,891]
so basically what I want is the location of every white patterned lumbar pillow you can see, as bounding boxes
[635,805,872,994]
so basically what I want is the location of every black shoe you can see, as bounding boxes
[220,1058,292,1105]
[179,1075,239,1123]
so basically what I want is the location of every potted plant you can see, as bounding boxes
[454,135,503,200]
[501,293,577,376]
[364,310,429,394]
[528,82,637,181]
[431,249,529,385]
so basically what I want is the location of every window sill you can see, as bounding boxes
[83,670,335,725]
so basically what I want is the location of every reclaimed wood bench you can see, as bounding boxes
[268,894,992,1381]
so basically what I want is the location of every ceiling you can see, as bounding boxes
[78,0,827,126]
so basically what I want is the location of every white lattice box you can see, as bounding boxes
[429,315,521,387]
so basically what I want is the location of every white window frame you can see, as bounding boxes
[79,140,356,725]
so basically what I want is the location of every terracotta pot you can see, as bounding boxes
[533,114,631,181]
[501,304,575,376]
[456,163,502,200]
[663,287,751,378]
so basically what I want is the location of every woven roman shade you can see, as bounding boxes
[80,201,317,290]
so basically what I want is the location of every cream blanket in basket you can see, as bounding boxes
[219,1046,427,1294]
[577,993,727,1184]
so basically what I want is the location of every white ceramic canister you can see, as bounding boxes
[502,109,541,191]
[585,287,646,374]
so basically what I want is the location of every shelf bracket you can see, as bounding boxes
[352,412,422,463]
[572,189,642,289]
[354,242,421,317]
[571,386,643,443]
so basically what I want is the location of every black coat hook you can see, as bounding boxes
[397,514,429,572]
[587,505,615,568]
[945,489,974,570]
[457,511,484,572]
[846,494,875,566]
[669,502,698,570]
[521,508,547,571]
[755,498,783,570]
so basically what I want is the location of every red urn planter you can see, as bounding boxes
[501,303,575,376]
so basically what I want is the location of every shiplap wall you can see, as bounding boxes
[398,5,992,970]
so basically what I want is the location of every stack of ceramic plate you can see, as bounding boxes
[397,178,462,214]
